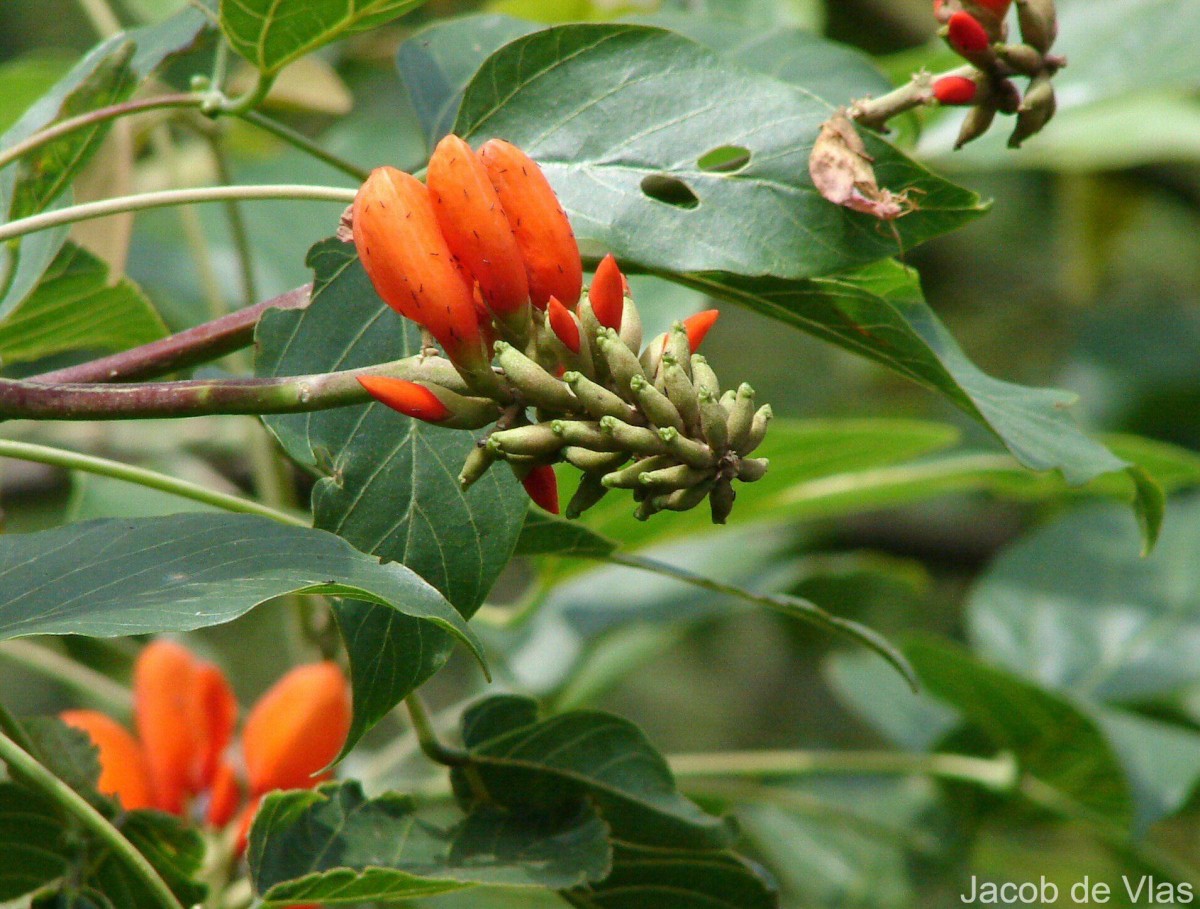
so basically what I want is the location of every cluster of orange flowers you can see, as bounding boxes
[63,640,350,854]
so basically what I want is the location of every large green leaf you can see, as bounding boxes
[454,24,985,280]
[258,239,528,617]
[682,261,1161,544]
[0,512,477,650]
[220,0,427,76]
[0,241,166,365]
[248,781,611,903]
[562,841,778,909]
[397,13,888,147]
[453,695,736,850]
[0,783,69,900]
[905,639,1134,828]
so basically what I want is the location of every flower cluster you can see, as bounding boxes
[62,640,351,854]
[349,135,771,523]
[931,0,1062,148]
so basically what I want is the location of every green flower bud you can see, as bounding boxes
[495,341,576,411]
[725,383,757,452]
[955,101,999,149]
[488,423,566,458]
[737,457,770,482]
[639,331,666,379]
[596,330,646,398]
[563,447,628,473]
[603,455,674,489]
[553,419,621,452]
[563,371,636,421]
[661,355,701,434]
[565,472,610,519]
[709,478,736,524]
[618,291,643,353]
[458,443,497,489]
[1015,0,1056,52]
[630,373,685,432]
[1008,72,1056,147]
[638,463,711,490]
[719,389,737,412]
[996,42,1045,76]
[658,426,714,469]
[739,404,773,456]
[663,479,716,513]
[698,388,729,452]
[666,322,692,378]
[690,354,721,397]
[600,415,670,456]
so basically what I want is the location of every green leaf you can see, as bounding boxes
[682,260,1160,544]
[906,639,1134,828]
[221,0,428,76]
[0,783,69,900]
[259,239,528,617]
[562,840,778,909]
[454,24,985,280]
[516,511,617,558]
[257,239,527,748]
[248,781,612,903]
[21,717,105,802]
[453,695,736,850]
[91,811,207,909]
[0,53,76,135]
[0,513,485,753]
[0,241,166,365]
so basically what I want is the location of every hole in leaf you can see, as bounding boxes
[697,145,751,173]
[640,174,700,209]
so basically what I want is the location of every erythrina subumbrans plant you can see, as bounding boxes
[0,0,1186,908]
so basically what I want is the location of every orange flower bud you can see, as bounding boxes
[206,759,241,828]
[427,135,530,322]
[478,139,582,310]
[353,167,488,368]
[61,710,153,811]
[547,296,581,354]
[683,309,720,352]
[192,662,237,794]
[520,464,560,514]
[933,75,979,105]
[242,662,351,795]
[134,640,201,813]
[233,796,259,857]
[589,254,625,331]
[947,11,991,54]
[357,376,452,422]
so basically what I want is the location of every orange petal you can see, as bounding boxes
[134,640,201,814]
[232,796,260,857]
[206,759,242,828]
[357,376,452,423]
[352,167,488,368]
[428,135,530,320]
[61,709,154,811]
[242,662,351,795]
[520,465,560,514]
[547,296,581,355]
[683,309,720,352]
[478,139,582,310]
[192,662,237,794]
[588,254,625,331]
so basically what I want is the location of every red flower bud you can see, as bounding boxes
[520,465,560,514]
[947,11,991,54]
[206,759,241,828]
[589,254,625,331]
[683,309,720,352]
[193,662,236,795]
[61,710,153,811]
[357,376,452,423]
[427,135,530,321]
[478,139,582,310]
[134,640,205,813]
[353,167,488,368]
[547,296,581,354]
[242,662,351,795]
[933,75,979,105]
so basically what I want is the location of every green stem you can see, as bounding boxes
[668,749,1018,790]
[0,355,422,419]
[849,64,977,131]
[0,185,357,245]
[0,639,134,716]
[404,694,470,767]
[238,111,370,182]
[0,729,186,909]
[0,438,305,524]
[0,94,203,173]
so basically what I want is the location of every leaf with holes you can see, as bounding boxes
[221,0,428,76]
[257,238,527,748]
[248,781,611,903]
[454,24,984,279]
[678,261,1162,547]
